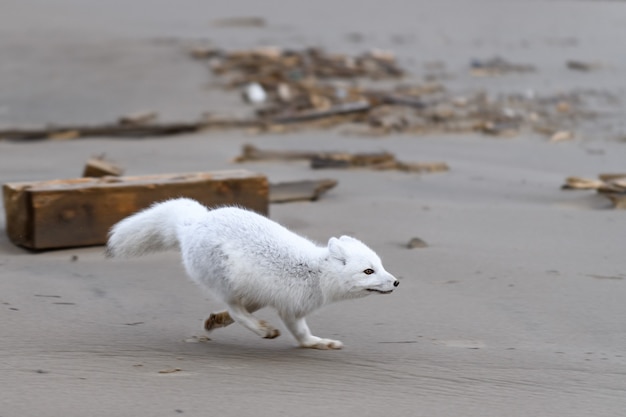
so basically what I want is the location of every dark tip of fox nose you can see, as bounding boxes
[393,280,400,287]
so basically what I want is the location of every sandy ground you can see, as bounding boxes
[1,1,626,416]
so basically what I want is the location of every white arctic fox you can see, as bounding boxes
[107,198,399,349]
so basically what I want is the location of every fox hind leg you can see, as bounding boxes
[225,303,280,339]
[204,310,234,332]
[204,303,263,332]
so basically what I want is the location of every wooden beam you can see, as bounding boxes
[82,158,125,177]
[3,170,268,250]
[270,179,338,203]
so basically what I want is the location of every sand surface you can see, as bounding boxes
[1,1,626,416]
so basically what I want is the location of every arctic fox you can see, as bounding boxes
[106,198,399,349]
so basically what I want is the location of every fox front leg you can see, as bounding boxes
[280,315,343,350]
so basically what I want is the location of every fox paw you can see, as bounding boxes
[259,320,280,339]
[300,337,343,350]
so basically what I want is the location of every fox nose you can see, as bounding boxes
[393,280,400,287]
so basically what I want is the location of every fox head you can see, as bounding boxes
[326,235,399,299]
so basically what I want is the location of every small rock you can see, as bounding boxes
[184,335,211,343]
[158,368,181,374]
[550,130,574,142]
[566,60,601,72]
[407,237,428,249]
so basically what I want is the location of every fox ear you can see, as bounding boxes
[328,237,347,265]
[339,235,358,243]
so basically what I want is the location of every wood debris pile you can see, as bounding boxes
[235,144,449,173]
[362,90,591,137]
[469,56,536,77]
[0,46,609,141]
[193,46,601,138]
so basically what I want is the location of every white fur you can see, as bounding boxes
[107,198,399,349]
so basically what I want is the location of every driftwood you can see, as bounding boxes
[562,174,626,209]
[211,17,266,28]
[566,60,602,72]
[562,176,626,193]
[0,119,261,141]
[562,176,606,190]
[311,154,449,172]
[310,152,396,169]
[470,57,536,76]
[208,46,404,85]
[270,101,371,124]
[234,144,320,163]
[234,144,449,173]
[392,161,450,173]
[270,179,338,203]
[118,111,158,126]
[375,94,428,109]
[3,170,269,249]
[82,157,125,178]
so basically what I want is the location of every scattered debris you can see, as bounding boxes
[184,335,211,343]
[562,175,626,191]
[549,130,574,142]
[235,144,449,173]
[189,46,221,59]
[310,152,396,169]
[566,60,602,72]
[234,144,320,163]
[587,274,624,280]
[470,57,535,77]
[562,176,605,190]
[158,368,182,374]
[49,130,80,140]
[83,156,124,177]
[205,46,404,87]
[3,170,269,249]
[0,118,260,141]
[0,47,612,141]
[118,110,158,126]
[270,179,338,203]
[271,100,372,124]
[407,237,428,249]
[311,152,449,173]
[562,174,626,209]
[211,17,266,28]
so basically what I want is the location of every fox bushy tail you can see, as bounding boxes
[106,198,208,258]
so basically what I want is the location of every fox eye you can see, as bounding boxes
[363,268,375,275]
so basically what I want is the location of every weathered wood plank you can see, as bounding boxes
[3,170,268,250]
[269,179,338,203]
[82,158,125,177]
